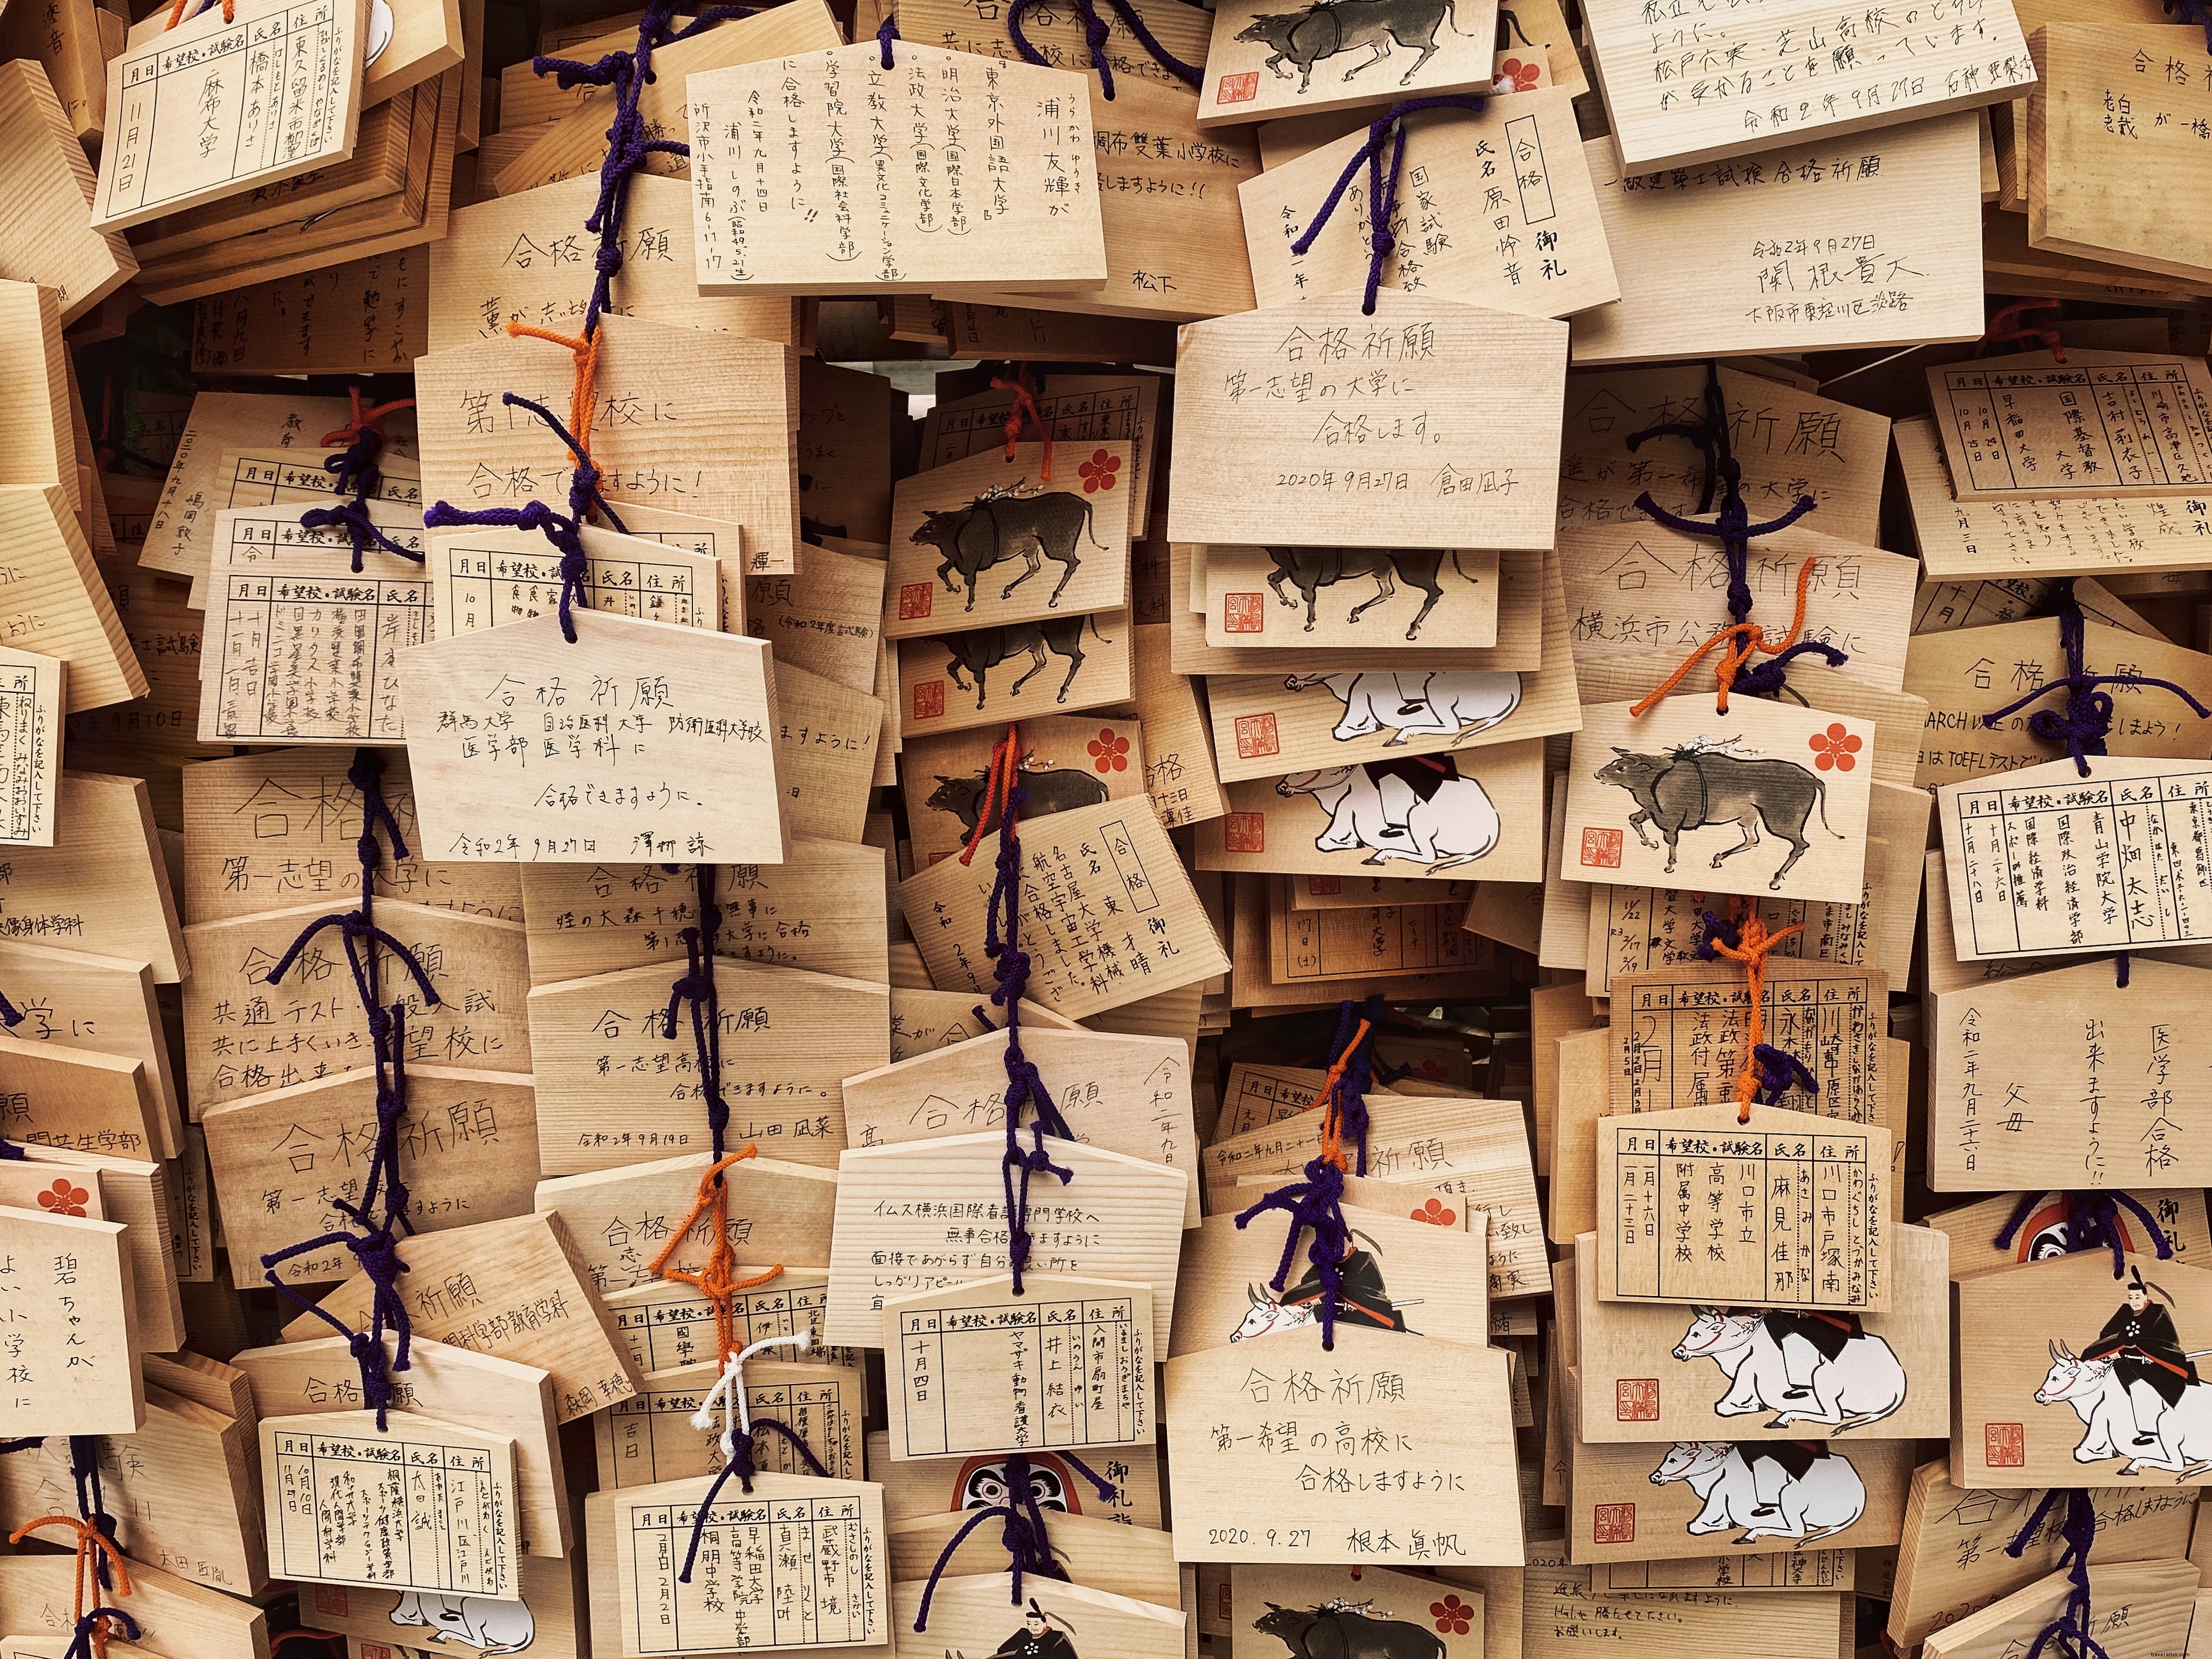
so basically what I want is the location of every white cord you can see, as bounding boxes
[689,1330,811,1456]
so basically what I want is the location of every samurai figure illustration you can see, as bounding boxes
[2083,1266,2199,1446]
[993,1601,1078,1659]
[1762,1310,1865,1401]
[1278,1243,1418,1334]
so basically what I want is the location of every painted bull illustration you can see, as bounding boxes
[1236,0,1478,91]
[913,488,1109,612]
[1277,753,1500,871]
[1592,740,1840,889]
[926,763,1108,835]
[390,1590,536,1654]
[1252,1600,1447,1659]
[1264,548,1485,639]
[938,615,1114,709]
[1285,669,1522,746]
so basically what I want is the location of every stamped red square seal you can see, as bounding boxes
[899,582,934,621]
[1225,812,1266,853]
[315,1587,351,1617]
[1309,876,1341,895]
[1235,712,1280,759]
[363,1647,393,1659]
[1224,591,1266,633]
[1217,70,1260,103]
[1986,1422,2025,1468]
[1581,826,1623,869]
[1593,1502,1636,1544]
[1616,1379,1658,1422]
[912,680,945,721]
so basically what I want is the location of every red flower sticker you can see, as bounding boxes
[1497,56,1540,91]
[37,1178,88,1217]
[1088,729,1130,773]
[1414,1059,1448,1082]
[1808,721,1862,772]
[1411,1197,1458,1228]
[1431,1596,1476,1635]
[1078,449,1121,494]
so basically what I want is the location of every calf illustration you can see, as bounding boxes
[1593,740,1840,888]
[1648,1440,1866,1545]
[913,488,1109,612]
[1672,1308,1908,1434]
[927,764,1107,835]
[1276,754,1500,872]
[936,615,1114,709]
[1286,669,1521,747]
[1252,1600,1447,1659]
[390,1590,535,1654]
[1264,548,1484,639]
[1236,0,1478,90]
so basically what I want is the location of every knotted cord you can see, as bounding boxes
[2002,1489,2109,1659]
[648,1149,785,1366]
[1289,97,1489,314]
[8,1515,132,1659]
[1003,0,1202,98]
[1974,299,2066,362]
[299,389,420,570]
[1692,909,1812,1123]
[1994,1191,2175,1278]
[989,373,1055,481]
[910,1451,1120,1629]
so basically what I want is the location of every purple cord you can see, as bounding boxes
[2163,0,2212,50]
[662,865,731,1163]
[1289,97,1488,314]
[675,1417,832,1580]
[301,423,422,571]
[64,1606,139,1659]
[1004,0,1200,98]
[69,1437,118,1589]
[1692,911,1819,1108]
[1994,1190,2174,1278]
[2002,1489,2110,1659]
[878,15,898,65]
[911,1452,1071,1630]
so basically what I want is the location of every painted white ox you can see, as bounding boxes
[2034,1340,2212,1478]
[1647,1440,1867,1545]
[390,1590,537,1654]
[1671,1309,1908,1434]
[1284,670,1523,747]
[1275,765,1501,872]
[1232,1282,1319,1342]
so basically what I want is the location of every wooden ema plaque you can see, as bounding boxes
[869,1428,1164,1526]
[1198,0,1499,127]
[536,1150,840,1295]
[1162,1326,1522,1565]
[892,1574,1183,1659]
[1927,1562,2200,1659]
[0,1203,141,1434]
[609,1472,886,1655]
[1224,1564,1492,1659]
[261,1410,520,1598]
[592,1357,862,1490]
[1924,1188,2210,1279]
[1925,350,2212,502]
[1200,544,1501,650]
[881,1274,1154,1461]
[1597,1103,1894,1312]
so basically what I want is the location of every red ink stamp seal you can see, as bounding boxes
[1235,712,1280,759]
[1225,812,1265,853]
[316,1588,351,1617]
[912,680,945,721]
[1581,827,1623,869]
[1986,1422,2025,1468]
[1616,1379,1658,1422]
[1217,70,1260,103]
[899,582,934,621]
[1309,876,1342,895]
[1224,591,1266,633]
[1593,1503,1636,1544]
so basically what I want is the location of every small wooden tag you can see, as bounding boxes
[1926,350,2212,501]
[262,1410,520,1597]
[895,607,1134,738]
[882,1273,1154,1461]
[397,609,791,864]
[610,1472,887,1654]
[870,1428,1165,1526]
[0,646,61,847]
[1597,1102,1894,1312]
[536,1150,839,1295]
[0,1204,140,1433]
[1924,1188,2209,1280]
[899,716,1148,865]
[429,525,721,637]
[1226,1563,1488,1659]
[594,1358,862,1490]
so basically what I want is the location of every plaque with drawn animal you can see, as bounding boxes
[900,716,1149,866]
[1198,0,1502,129]
[1228,1564,1489,1659]
[1955,1250,2212,1488]
[897,610,1134,739]
[886,444,1134,638]
[1202,544,1499,648]
[1563,697,1876,905]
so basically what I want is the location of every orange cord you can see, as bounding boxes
[648,1147,783,1363]
[9,1515,132,1657]
[988,374,1053,481]
[1707,911,1805,1123]
[507,321,602,477]
[957,724,1024,866]
[320,388,416,448]
[1314,1017,1374,1171]
[1631,557,1819,717]
[165,0,234,26]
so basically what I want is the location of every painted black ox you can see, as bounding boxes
[937,615,1114,709]
[1235,0,1477,91]
[1593,742,1842,889]
[912,488,1109,612]
[1264,548,1482,640]
[926,764,1108,836]
[1252,1601,1447,1659]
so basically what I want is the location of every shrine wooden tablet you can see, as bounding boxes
[2030,23,2212,286]
[687,43,1108,297]
[0,488,144,715]
[894,1575,1181,1659]
[881,1274,1154,1459]
[1925,1561,2199,1659]
[1953,1249,2212,1487]
[1581,0,2032,172]
[1198,0,1496,125]
[1937,756,2212,962]
[0,1553,266,1659]
[825,1133,1188,1349]
[397,610,790,865]
[262,1411,520,1597]
[527,956,887,1175]
[600,1267,859,1378]
[1168,290,1566,550]
[1201,545,1500,650]
[895,606,1133,738]
[1567,1432,1912,1562]
[593,1357,861,1489]
[609,1472,886,1654]
[0,61,136,326]
[1569,117,1987,365]
[870,1428,1165,1526]
[747,544,886,696]
[1162,1327,1522,1564]
[1199,736,1546,884]
[191,247,429,378]
[899,714,1148,865]
[1598,1103,1894,1312]
[1227,1564,1500,1659]
[1926,352,2212,501]
[0,646,63,848]
[1610,960,1888,1120]
[842,1026,1197,1225]
[92,0,371,232]
[537,1150,840,1296]
[1587,1553,1852,1592]
[138,390,363,583]
[429,524,721,637]
[1239,89,1619,320]
[923,374,1165,532]
[1923,1188,2209,1278]
[1573,1225,1946,1442]
[0,1204,140,1433]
